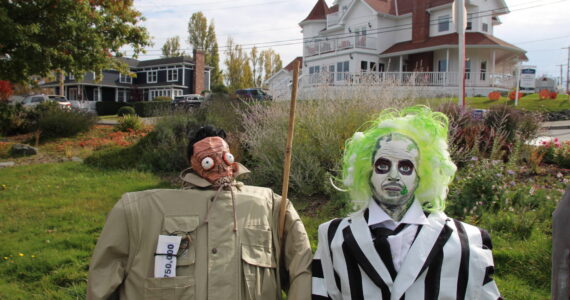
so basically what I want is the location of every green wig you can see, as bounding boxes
[341,106,457,212]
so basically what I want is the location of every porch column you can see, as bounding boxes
[115,88,118,102]
[491,50,496,87]
[399,55,403,84]
[446,48,450,85]
[97,87,101,101]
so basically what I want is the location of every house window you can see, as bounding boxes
[465,60,471,80]
[361,61,368,72]
[93,88,100,101]
[482,23,488,32]
[438,60,447,72]
[68,74,75,81]
[466,14,473,30]
[370,62,377,72]
[328,65,335,83]
[147,70,157,83]
[167,69,178,82]
[336,61,349,81]
[480,61,487,81]
[119,74,132,84]
[118,89,126,102]
[438,15,450,32]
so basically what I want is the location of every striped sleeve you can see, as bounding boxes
[478,229,502,300]
[312,223,333,299]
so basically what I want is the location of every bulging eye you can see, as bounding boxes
[398,160,414,175]
[223,152,235,165]
[201,157,215,170]
[374,158,391,174]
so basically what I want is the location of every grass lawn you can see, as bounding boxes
[417,93,570,112]
[0,162,171,299]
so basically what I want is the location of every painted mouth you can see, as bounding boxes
[383,185,402,192]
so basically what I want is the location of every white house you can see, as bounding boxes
[296,0,527,97]
[266,57,303,101]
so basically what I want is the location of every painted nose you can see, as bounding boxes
[388,167,400,181]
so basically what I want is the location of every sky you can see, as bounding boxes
[130,0,570,83]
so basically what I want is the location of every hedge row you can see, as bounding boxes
[96,101,171,117]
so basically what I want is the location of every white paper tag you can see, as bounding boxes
[154,235,182,278]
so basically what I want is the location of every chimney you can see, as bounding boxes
[411,0,429,43]
[193,49,205,94]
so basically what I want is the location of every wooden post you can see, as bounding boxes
[278,60,300,243]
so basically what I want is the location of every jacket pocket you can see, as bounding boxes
[241,227,278,300]
[162,216,199,267]
[144,276,194,300]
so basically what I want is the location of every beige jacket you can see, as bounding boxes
[87,169,312,300]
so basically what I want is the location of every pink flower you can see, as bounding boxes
[554,138,559,142]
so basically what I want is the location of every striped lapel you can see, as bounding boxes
[390,212,453,300]
[344,212,394,289]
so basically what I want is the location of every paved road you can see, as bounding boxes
[535,120,570,143]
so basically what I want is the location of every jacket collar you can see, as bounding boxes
[179,163,251,188]
[344,211,452,299]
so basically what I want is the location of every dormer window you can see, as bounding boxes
[438,15,450,32]
[482,23,489,32]
[466,14,473,31]
[119,74,132,84]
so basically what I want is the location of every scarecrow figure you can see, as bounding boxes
[88,125,312,300]
[312,106,501,299]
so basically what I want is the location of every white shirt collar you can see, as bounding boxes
[367,198,429,228]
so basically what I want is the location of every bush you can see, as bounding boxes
[131,101,171,117]
[484,104,541,143]
[36,107,97,141]
[239,96,411,197]
[152,96,172,102]
[538,89,550,100]
[488,91,501,101]
[86,111,202,173]
[0,102,29,136]
[550,91,558,99]
[117,106,136,117]
[96,101,129,116]
[211,83,229,94]
[508,91,523,100]
[115,115,143,132]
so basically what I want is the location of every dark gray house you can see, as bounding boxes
[42,51,209,102]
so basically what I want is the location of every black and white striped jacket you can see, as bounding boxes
[312,210,501,300]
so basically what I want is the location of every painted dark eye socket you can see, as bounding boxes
[374,158,391,174]
[398,160,414,175]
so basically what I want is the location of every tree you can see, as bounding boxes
[188,12,223,87]
[0,0,151,83]
[161,36,185,58]
[250,47,262,87]
[0,81,13,101]
[260,49,283,83]
[224,37,249,92]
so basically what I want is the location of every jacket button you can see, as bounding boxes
[212,248,218,254]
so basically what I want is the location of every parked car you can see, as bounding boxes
[172,94,204,109]
[235,88,272,101]
[22,94,72,109]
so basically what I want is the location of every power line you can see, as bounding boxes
[125,0,568,55]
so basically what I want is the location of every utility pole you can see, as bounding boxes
[562,47,570,95]
[454,0,467,106]
[556,64,564,89]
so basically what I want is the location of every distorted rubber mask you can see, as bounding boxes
[370,133,419,207]
[190,137,238,186]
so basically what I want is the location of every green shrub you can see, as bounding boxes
[115,115,143,132]
[131,101,171,117]
[95,101,128,116]
[211,83,229,94]
[117,106,136,117]
[152,96,172,102]
[35,107,97,141]
[86,111,201,173]
[0,102,29,136]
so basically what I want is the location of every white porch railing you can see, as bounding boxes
[301,71,515,89]
[304,36,377,56]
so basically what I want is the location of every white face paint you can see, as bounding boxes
[370,134,419,208]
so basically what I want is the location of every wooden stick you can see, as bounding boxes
[278,60,300,243]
